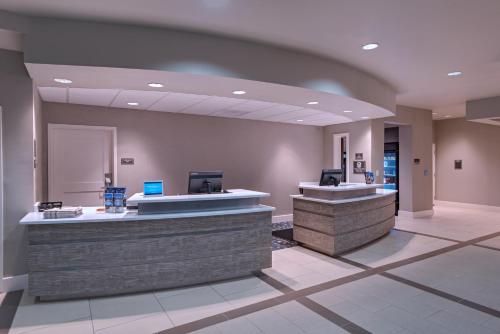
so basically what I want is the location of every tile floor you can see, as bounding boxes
[6,202,500,334]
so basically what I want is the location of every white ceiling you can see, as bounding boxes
[28,63,393,126]
[2,0,500,116]
[38,87,348,126]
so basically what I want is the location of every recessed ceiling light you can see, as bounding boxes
[361,116,370,119]
[127,102,139,106]
[54,78,72,84]
[432,112,438,115]
[362,43,379,50]
[296,119,304,122]
[447,71,462,77]
[445,115,451,118]
[232,90,246,95]
[307,101,319,105]
[343,110,353,113]
[148,83,164,88]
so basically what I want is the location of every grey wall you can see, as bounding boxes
[388,106,433,212]
[398,125,413,212]
[0,50,34,276]
[323,120,380,183]
[325,106,434,213]
[435,118,500,206]
[384,127,399,143]
[42,103,324,215]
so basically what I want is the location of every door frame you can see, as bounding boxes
[432,143,436,201]
[48,123,118,202]
[333,133,350,182]
[0,107,3,287]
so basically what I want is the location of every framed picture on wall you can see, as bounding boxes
[353,160,366,174]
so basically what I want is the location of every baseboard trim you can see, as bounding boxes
[398,210,434,218]
[434,200,500,212]
[272,214,293,224]
[2,274,27,292]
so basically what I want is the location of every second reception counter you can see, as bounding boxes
[292,183,397,256]
[20,189,273,301]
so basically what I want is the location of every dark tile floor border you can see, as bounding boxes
[296,297,371,334]
[256,271,373,333]
[0,290,23,334]
[380,272,500,318]
[473,244,500,252]
[334,236,500,319]
[158,230,500,334]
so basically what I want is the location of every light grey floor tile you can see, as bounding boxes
[272,300,349,334]
[211,277,269,297]
[395,204,500,241]
[90,292,164,331]
[245,301,348,334]
[219,281,282,309]
[309,275,500,334]
[156,286,232,326]
[10,317,93,334]
[343,229,456,267]
[9,292,91,334]
[428,310,499,334]
[477,236,500,250]
[263,246,361,290]
[389,246,500,311]
[95,312,173,334]
[215,317,263,334]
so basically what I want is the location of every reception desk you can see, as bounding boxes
[20,189,273,301]
[292,183,396,256]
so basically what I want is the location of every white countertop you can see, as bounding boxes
[20,205,275,225]
[298,182,383,192]
[292,188,397,204]
[127,189,269,205]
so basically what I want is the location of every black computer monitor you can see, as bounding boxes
[188,171,223,194]
[319,169,343,186]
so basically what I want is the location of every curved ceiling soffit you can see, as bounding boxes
[22,17,396,112]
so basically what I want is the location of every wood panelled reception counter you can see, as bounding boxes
[20,189,273,301]
[292,183,396,256]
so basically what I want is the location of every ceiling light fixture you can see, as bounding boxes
[307,101,319,105]
[54,78,72,84]
[362,43,379,50]
[361,116,370,119]
[343,110,353,113]
[296,119,304,122]
[127,102,139,106]
[232,90,246,95]
[445,115,451,118]
[447,71,462,77]
[148,83,164,88]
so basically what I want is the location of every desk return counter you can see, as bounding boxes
[293,182,397,256]
[21,189,273,301]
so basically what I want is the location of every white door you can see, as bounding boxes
[48,124,116,206]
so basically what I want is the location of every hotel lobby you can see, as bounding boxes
[0,1,499,333]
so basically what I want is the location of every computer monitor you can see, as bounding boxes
[143,180,164,196]
[319,169,343,186]
[188,171,223,194]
